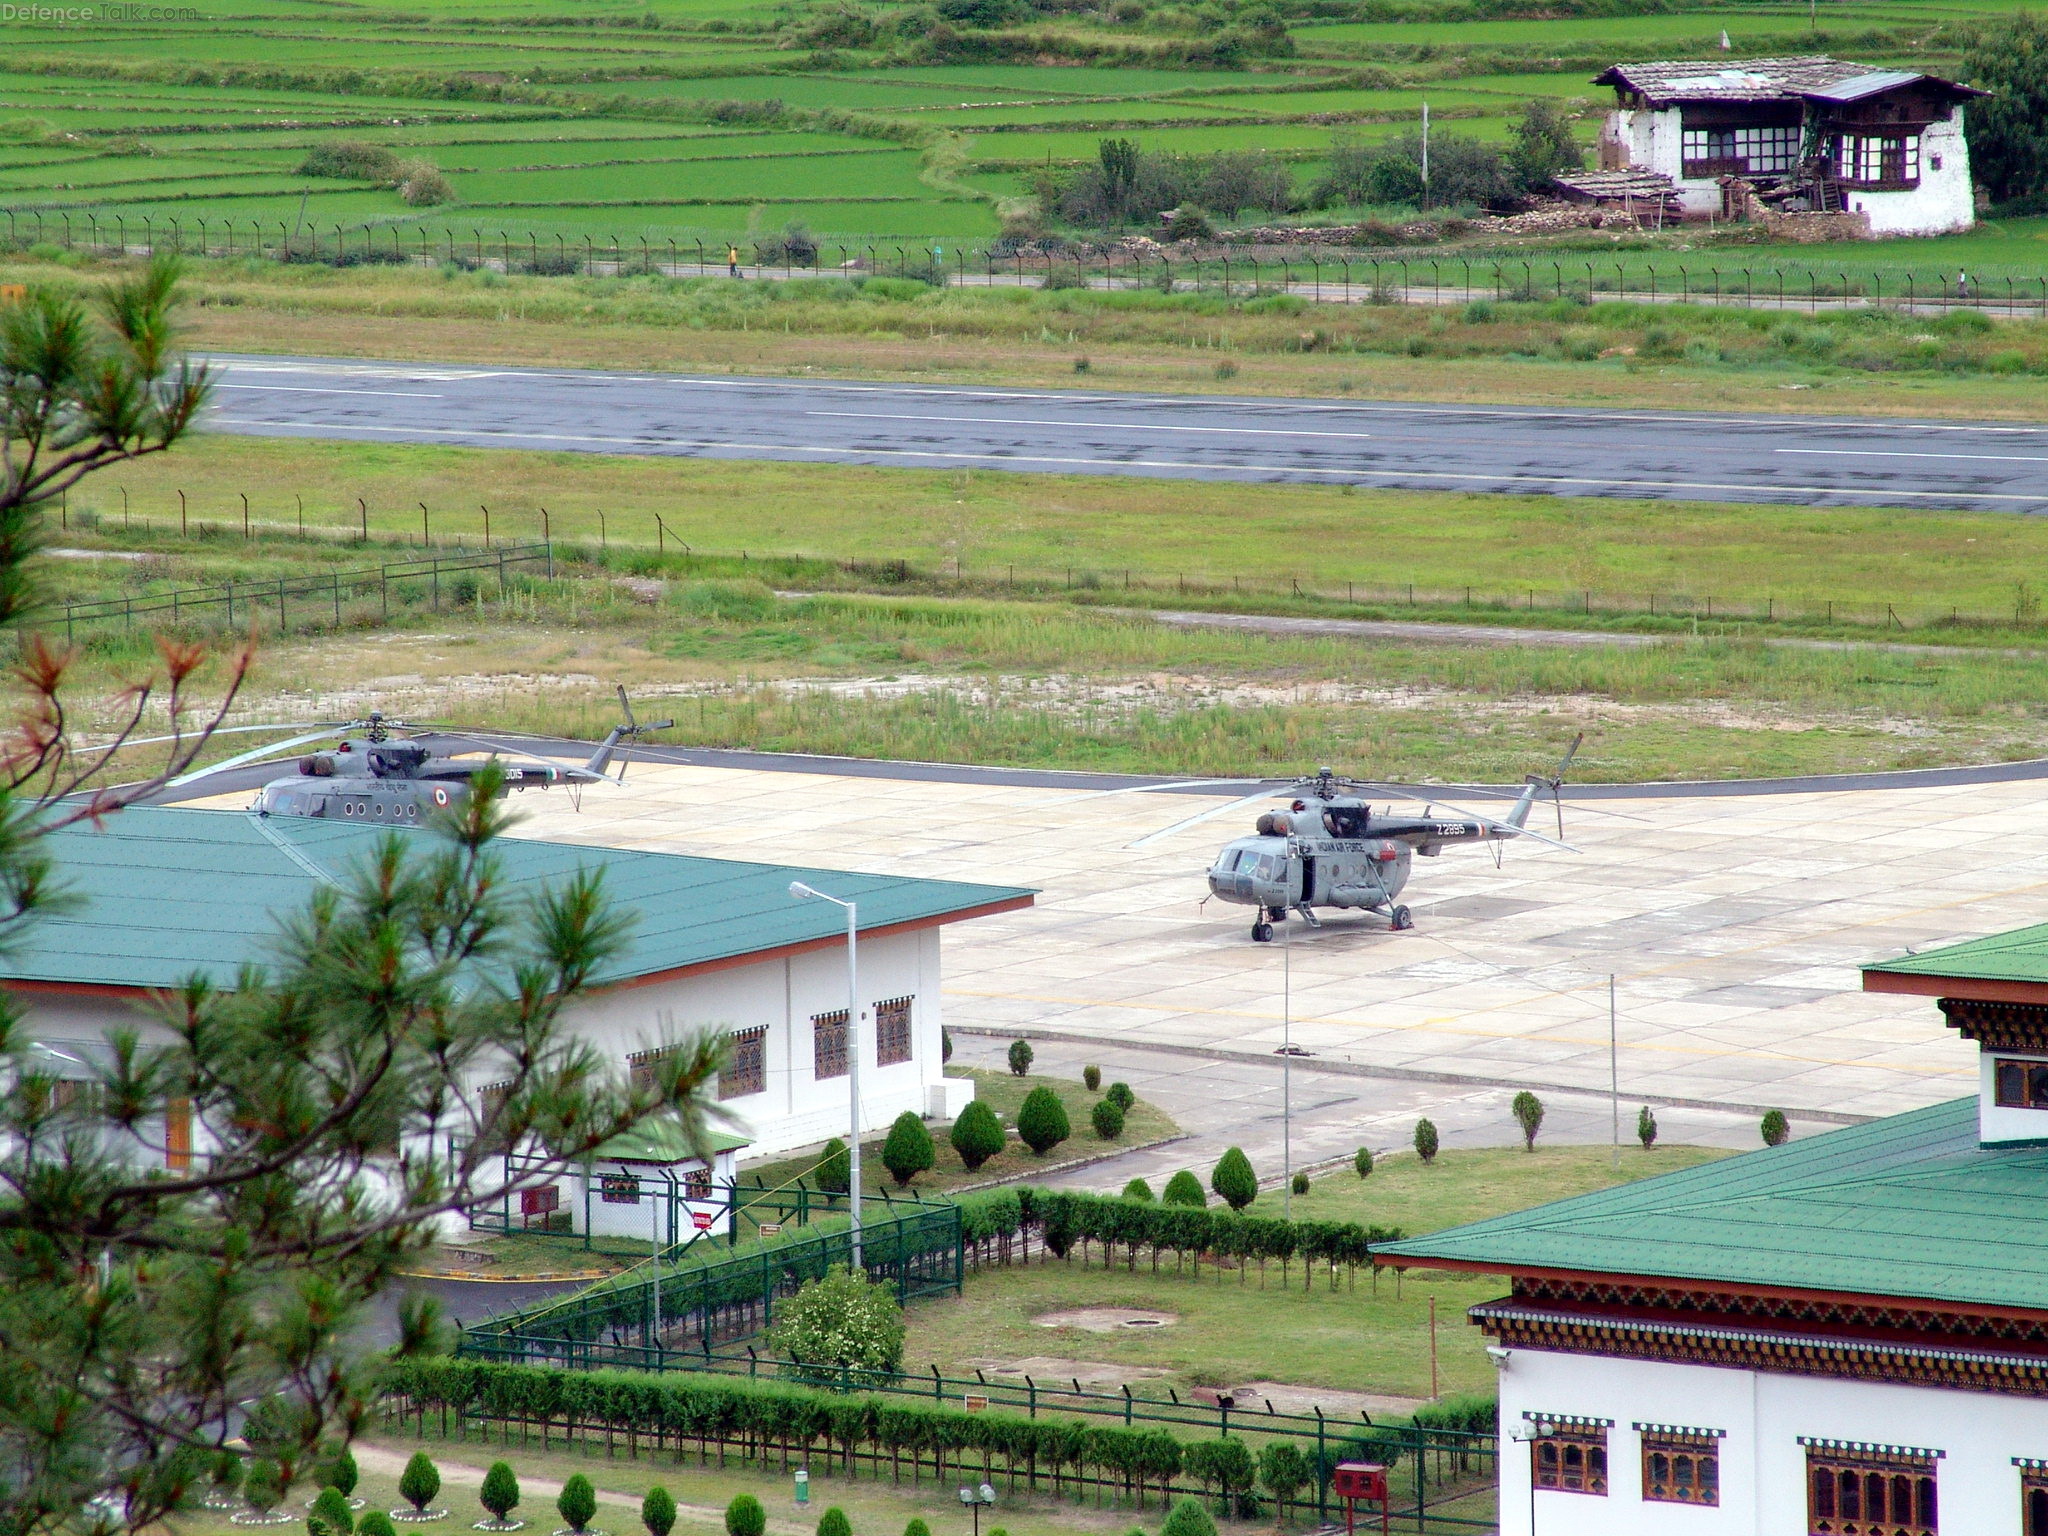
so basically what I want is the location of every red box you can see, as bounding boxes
[1332,1464,1387,1501]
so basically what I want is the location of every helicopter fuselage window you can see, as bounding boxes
[1324,807,1369,837]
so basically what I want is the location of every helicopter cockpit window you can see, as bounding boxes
[1324,807,1369,837]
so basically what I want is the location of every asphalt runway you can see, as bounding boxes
[203,352,2048,511]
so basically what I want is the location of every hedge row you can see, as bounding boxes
[953,1186,1402,1282]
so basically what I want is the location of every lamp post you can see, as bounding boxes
[1507,1418,1553,1536]
[957,1484,996,1536]
[790,880,862,1268]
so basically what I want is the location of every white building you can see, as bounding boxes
[6,806,1026,1239]
[1583,57,1984,234]
[1374,920,2048,1535]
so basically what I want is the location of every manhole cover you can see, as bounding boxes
[1033,1307,1176,1333]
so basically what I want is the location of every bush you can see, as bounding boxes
[1091,1098,1126,1140]
[310,1486,355,1536]
[756,220,820,267]
[1762,1109,1790,1147]
[1007,1039,1034,1076]
[1162,1169,1206,1207]
[881,1111,935,1186]
[1257,1442,1309,1509]
[941,1027,954,1062]
[1042,265,1089,290]
[398,1452,440,1515]
[321,1451,359,1499]
[1163,205,1213,241]
[297,141,401,180]
[243,1461,285,1516]
[949,1100,1005,1171]
[1290,1171,1309,1195]
[1512,1091,1545,1151]
[642,1487,675,1536]
[1637,1106,1658,1149]
[1354,1146,1373,1178]
[480,1463,520,1525]
[725,1497,765,1536]
[1083,1065,1102,1092]
[1122,1177,1154,1200]
[1506,98,1584,193]
[817,1511,851,1536]
[815,1137,850,1195]
[359,1516,397,1536]
[904,1524,930,1536]
[1211,1147,1256,1210]
[1017,1086,1071,1155]
[1160,1499,1217,1536]
[1105,1081,1135,1112]
[1414,1118,1439,1164]
[397,159,453,207]
[765,1265,906,1375]
[557,1475,597,1536]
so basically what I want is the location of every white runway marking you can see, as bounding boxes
[216,384,445,398]
[1778,447,2048,465]
[207,416,2048,503]
[809,409,1374,440]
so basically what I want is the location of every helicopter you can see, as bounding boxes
[167,687,676,823]
[1113,737,1582,942]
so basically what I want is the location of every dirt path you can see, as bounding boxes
[352,1442,812,1536]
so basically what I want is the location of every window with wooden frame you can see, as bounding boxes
[1638,1424,1723,1506]
[600,1173,642,1204]
[719,1027,767,1100]
[684,1165,713,1201]
[1833,131,1920,189]
[1995,1057,2048,1110]
[875,996,914,1067]
[628,1044,678,1093]
[1805,1440,1939,1536]
[475,1077,516,1153]
[2019,1462,2048,1535]
[813,1009,850,1080]
[1528,1417,1609,1496]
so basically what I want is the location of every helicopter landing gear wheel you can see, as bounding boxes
[1390,905,1414,931]
[1252,921,1274,943]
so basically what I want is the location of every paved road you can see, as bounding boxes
[203,352,2048,511]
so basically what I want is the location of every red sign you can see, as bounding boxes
[691,1210,716,1231]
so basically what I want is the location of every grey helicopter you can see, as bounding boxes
[167,687,675,823]
[1113,737,1582,942]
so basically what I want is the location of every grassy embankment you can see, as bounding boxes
[898,1144,1728,1400]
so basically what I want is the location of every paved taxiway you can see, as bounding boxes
[203,353,2048,511]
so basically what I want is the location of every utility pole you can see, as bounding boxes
[1282,920,1293,1219]
[1421,101,1431,206]
[1610,974,1620,1169]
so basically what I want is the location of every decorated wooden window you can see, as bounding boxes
[1995,1057,2048,1110]
[1833,132,1920,189]
[1804,1440,1939,1536]
[813,1009,850,1080]
[876,996,914,1066]
[601,1173,642,1205]
[628,1044,677,1093]
[684,1165,713,1202]
[1528,1417,1609,1496]
[475,1077,516,1152]
[2015,1460,2048,1534]
[1638,1424,1723,1506]
[719,1027,767,1100]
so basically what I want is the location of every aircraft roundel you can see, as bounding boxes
[433,787,450,806]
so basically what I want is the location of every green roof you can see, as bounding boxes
[1864,920,2048,987]
[594,1123,752,1163]
[5,806,1031,992]
[1375,1098,2048,1313]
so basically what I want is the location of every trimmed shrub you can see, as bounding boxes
[817,1510,851,1536]
[1162,1169,1206,1207]
[950,1100,1005,1171]
[1122,1177,1154,1201]
[322,1451,359,1499]
[297,141,400,180]
[1762,1109,1790,1147]
[1016,1086,1070,1155]
[1290,1171,1309,1196]
[1210,1147,1256,1211]
[1257,1443,1309,1510]
[1160,1499,1217,1536]
[1007,1039,1034,1076]
[1083,1064,1102,1092]
[1512,1091,1544,1151]
[725,1498,765,1536]
[1105,1081,1135,1112]
[941,1027,953,1062]
[310,1486,355,1536]
[881,1111,935,1186]
[1637,1105,1658,1149]
[1414,1118,1439,1164]
[1091,1098,1125,1140]
[359,1517,397,1536]
[556,1475,597,1536]
[815,1137,850,1195]
[244,1462,285,1516]
[1354,1146,1373,1179]
[641,1488,675,1536]
[479,1463,520,1525]
[398,1453,440,1515]
[904,1525,930,1536]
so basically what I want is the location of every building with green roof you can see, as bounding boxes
[1369,922,2048,1536]
[9,805,1031,1241]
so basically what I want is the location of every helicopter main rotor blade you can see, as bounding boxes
[1125,785,1295,850]
[165,727,356,788]
[1061,776,1280,805]
[106,720,352,753]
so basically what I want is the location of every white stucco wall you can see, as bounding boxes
[1980,1048,2048,1145]
[1843,111,1975,235]
[1496,1344,2048,1535]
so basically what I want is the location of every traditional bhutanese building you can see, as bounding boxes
[1372,921,2048,1536]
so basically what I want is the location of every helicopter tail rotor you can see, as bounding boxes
[581,686,678,782]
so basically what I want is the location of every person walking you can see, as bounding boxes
[728,244,742,278]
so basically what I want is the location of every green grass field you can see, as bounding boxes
[0,0,2011,255]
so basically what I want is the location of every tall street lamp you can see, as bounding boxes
[790,880,862,1268]
[1507,1417,1553,1536]
[957,1484,996,1536]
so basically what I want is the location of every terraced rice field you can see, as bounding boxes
[0,0,2000,250]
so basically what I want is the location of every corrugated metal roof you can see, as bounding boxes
[1594,56,1875,102]
[1374,1099,2048,1312]
[5,806,1032,992]
[1864,921,2048,987]
[1804,69,1924,102]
